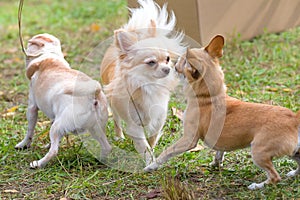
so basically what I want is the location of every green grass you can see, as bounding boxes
[0,0,300,199]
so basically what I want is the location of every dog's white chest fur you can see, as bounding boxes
[112,83,170,134]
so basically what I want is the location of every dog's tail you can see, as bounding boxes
[124,0,175,35]
[125,0,185,44]
[64,80,101,97]
[123,0,186,56]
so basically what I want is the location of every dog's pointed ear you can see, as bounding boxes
[148,19,156,37]
[186,48,200,80]
[114,29,138,52]
[186,47,197,60]
[175,51,187,73]
[204,35,224,58]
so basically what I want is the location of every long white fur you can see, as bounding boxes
[123,0,185,55]
[125,0,175,33]
[105,0,186,165]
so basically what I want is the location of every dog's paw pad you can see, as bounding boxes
[248,182,264,190]
[30,161,40,169]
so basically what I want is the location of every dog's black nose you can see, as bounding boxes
[162,67,170,74]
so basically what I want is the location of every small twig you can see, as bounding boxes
[56,156,73,178]
[126,88,146,131]
[126,88,155,161]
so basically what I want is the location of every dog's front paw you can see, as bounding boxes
[15,141,30,150]
[144,162,159,172]
[248,182,265,190]
[209,160,223,168]
[30,161,41,169]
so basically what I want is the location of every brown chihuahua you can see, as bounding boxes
[144,35,300,190]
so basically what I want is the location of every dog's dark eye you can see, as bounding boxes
[146,60,157,66]
[166,56,170,64]
[191,69,200,79]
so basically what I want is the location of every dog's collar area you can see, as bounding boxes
[26,51,70,75]
[26,51,66,67]
[27,50,62,59]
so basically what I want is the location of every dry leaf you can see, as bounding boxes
[13,57,22,63]
[266,86,278,92]
[90,23,101,32]
[7,105,18,113]
[4,189,19,193]
[2,106,19,117]
[171,107,183,121]
[37,120,51,127]
[2,112,15,117]
[283,88,292,93]
[38,130,49,140]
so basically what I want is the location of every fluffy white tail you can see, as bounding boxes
[125,0,175,33]
[124,0,184,43]
[124,0,186,57]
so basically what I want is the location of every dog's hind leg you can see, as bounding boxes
[113,112,125,141]
[15,96,38,149]
[287,131,300,177]
[287,150,300,177]
[210,151,225,168]
[248,146,281,190]
[30,120,63,168]
[89,123,112,159]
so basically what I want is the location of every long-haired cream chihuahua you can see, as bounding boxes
[144,35,300,189]
[15,33,112,168]
[100,0,185,165]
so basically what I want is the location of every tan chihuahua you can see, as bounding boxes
[144,35,300,190]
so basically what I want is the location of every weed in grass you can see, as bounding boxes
[162,175,195,200]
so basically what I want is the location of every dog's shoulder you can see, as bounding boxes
[27,58,68,79]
